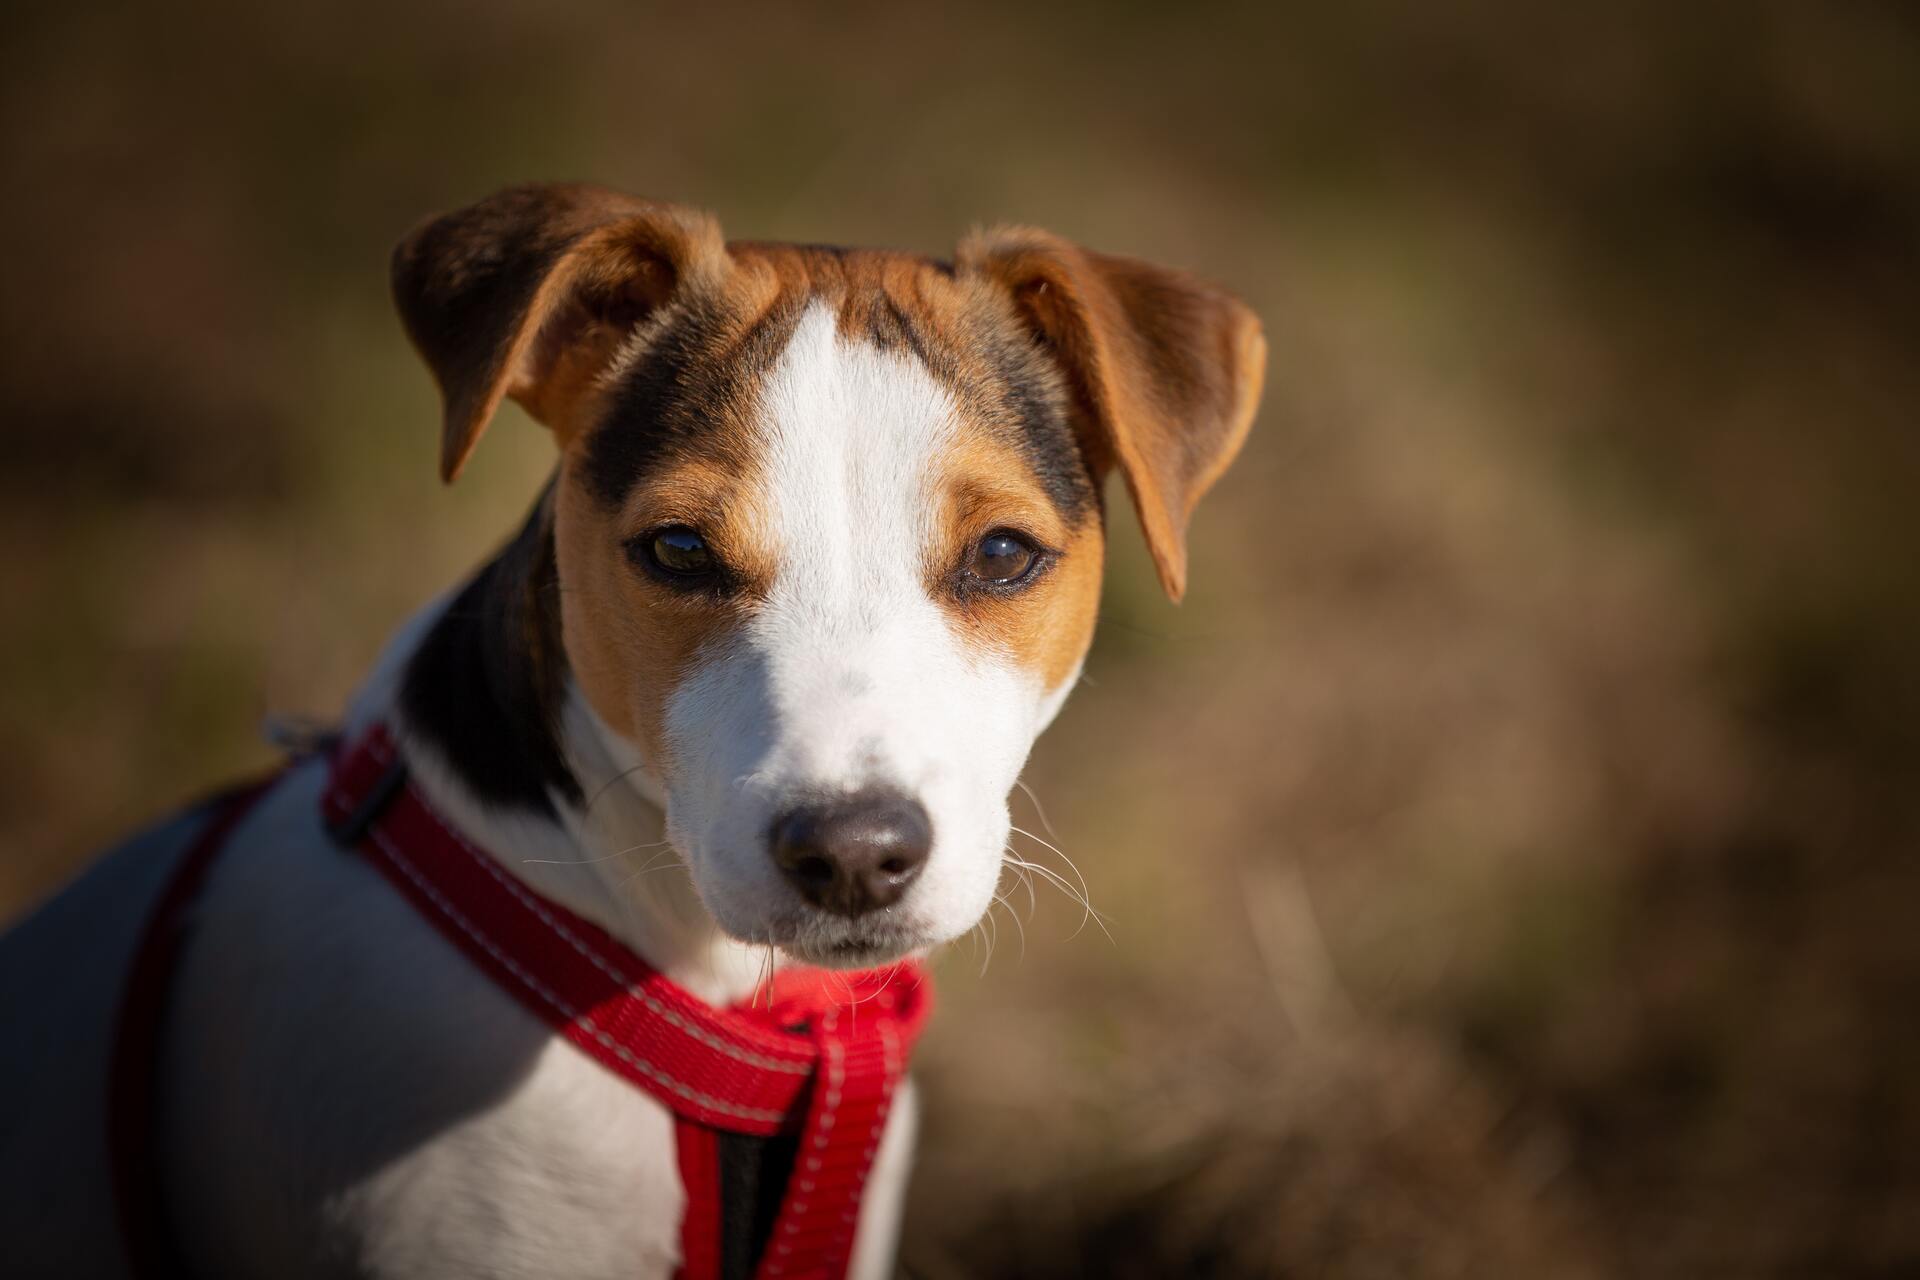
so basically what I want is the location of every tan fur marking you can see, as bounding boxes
[928,435,1104,693]
[393,182,1259,882]
[956,226,1266,601]
[556,242,1109,766]
[555,446,774,778]
[555,243,1105,775]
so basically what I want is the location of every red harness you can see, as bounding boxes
[112,724,933,1280]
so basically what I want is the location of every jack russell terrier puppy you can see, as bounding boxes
[0,183,1264,1280]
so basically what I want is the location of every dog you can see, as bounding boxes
[0,182,1264,1279]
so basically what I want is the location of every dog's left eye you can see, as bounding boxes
[966,531,1041,584]
[634,526,716,580]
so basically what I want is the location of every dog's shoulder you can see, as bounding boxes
[0,797,211,1276]
[152,757,685,1277]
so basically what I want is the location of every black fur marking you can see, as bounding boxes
[869,296,936,373]
[583,299,804,509]
[400,483,580,815]
[974,326,1098,521]
[868,290,1095,523]
[585,278,1094,529]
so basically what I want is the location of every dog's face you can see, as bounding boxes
[554,295,1106,967]
[393,185,1263,966]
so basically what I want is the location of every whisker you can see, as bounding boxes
[755,941,776,1010]
[1009,824,1090,894]
[978,897,998,977]
[522,839,670,867]
[612,848,691,892]
[584,762,654,816]
[841,964,905,1013]
[991,886,1029,960]
[1012,779,1060,843]
[1003,858,1039,919]
[1008,825,1110,940]
[1003,849,1115,945]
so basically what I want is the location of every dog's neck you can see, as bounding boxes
[341,488,771,1006]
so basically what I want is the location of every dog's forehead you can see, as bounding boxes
[579,243,1095,522]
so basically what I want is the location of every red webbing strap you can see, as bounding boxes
[752,1013,907,1279]
[674,976,918,1280]
[110,772,282,1279]
[322,724,934,1280]
[323,727,822,1132]
[675,1122,725,1280]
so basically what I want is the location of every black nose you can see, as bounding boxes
[769,790,932,916]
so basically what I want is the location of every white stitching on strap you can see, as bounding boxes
[364,826,788,1126]
[762,1035,847,1278]
[363,732,808,1075]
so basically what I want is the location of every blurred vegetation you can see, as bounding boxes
[3,2,1917,1275]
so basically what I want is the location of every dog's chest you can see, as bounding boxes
[328,1040,687,1279]
[157,765,689,1277]
[151,759,914,1280]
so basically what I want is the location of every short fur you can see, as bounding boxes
[0,182,1263,1279]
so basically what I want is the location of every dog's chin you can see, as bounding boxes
[782,934,917,971]
[752,913,933,971]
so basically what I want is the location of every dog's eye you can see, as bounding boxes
[640,526,715,579]
[967,531,1040,584]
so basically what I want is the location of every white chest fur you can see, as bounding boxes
[152,759,914,1279]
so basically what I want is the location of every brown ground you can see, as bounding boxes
[3,3,1917,1275]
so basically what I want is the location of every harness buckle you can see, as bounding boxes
[325,753,410,849]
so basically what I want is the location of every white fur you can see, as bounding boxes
[664,304,1053,966]
[0,305,1081,1277]
[0,619,918,1278]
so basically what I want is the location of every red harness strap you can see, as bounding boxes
[323,724,933,1279]
[110,774,282,1279]
[112,728,932,1280]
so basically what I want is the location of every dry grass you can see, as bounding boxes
[3,2,1917,1274]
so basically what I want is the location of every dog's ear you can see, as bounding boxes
[392,183,730,482]
[958,227,1265,601]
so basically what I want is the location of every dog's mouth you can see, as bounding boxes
[764,914,929,970]
[798,936,910,969]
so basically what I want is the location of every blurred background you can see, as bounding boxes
[3,2,1917,1275]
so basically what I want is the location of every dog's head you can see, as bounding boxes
[392,184,1263,967]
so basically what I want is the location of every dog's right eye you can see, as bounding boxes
[632,526,716,581]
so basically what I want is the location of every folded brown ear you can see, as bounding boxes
[958,227,1265,600]
[392,183,729,482]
